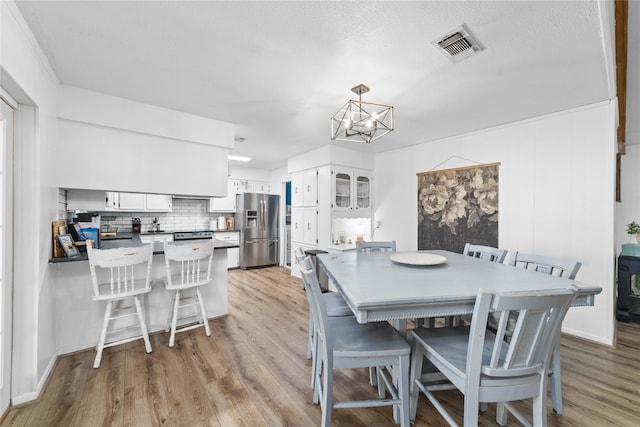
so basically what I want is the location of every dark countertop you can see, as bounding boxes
[49,232,239,264]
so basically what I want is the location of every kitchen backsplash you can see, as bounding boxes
[70,198,233,232]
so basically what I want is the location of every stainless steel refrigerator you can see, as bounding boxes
[236,193,279,269]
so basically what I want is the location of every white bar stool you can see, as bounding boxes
[86,241,154,368]
[162,240,214,347]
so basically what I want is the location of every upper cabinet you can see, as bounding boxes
[233,179,272,194]
[291,170,317,207]
[145,194,173,211]
[331,168,371,212]
[105,192,172,212]
[209,179,237,212]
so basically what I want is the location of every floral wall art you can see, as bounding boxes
[417,162,499,253]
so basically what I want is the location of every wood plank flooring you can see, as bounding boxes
[3,266,639,426]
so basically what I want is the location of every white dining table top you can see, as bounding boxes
[317,250,603,324]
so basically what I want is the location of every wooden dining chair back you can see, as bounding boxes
[355,240,397,253]
[463,243,507,263]
[409,286,578,427]
[162,240,215,347]
[511,252,581,279]
[299,257,411,427]
[86,241,154,368]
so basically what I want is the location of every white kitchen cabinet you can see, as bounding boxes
[291,169,317,207]
[331,168,371,212]
[105,192,173,212]
[249,181,271,194]
[209,180,237,212]
[214,231,240,268]
[146,194,173,211]
[117,192,146,210]
[291,209,317,246]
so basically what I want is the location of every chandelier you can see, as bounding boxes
[330,84,394,144]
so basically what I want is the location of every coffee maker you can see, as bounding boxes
[132,216,141,233]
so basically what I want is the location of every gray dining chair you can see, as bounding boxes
[355,240,397,253]
[409,286,578,427]
[298,256,411,427]
[294,250,352,389]
[509,251,581,415]
[463,243,507,264]
[355,240,397,386]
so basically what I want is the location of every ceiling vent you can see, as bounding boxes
[433,24,484,63]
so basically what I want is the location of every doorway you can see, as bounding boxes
[0,98,15,413]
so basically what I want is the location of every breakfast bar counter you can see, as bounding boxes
[49,234,232,355]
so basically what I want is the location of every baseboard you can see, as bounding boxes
[562,327,613,347]
[11,354,58,407]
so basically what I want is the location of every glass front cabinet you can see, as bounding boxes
[331,168,371,212]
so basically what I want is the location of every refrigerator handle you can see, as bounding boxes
[261,199,266,230]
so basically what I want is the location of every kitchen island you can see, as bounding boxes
[49,232,238,355]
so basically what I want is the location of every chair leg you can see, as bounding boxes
[409,342,424,421]
[94,300,113,368]
[307,314,314,359]
[195,287,211,336]
[165,292,176,333]
[134,296,152,354]
[463,396,480,427]
[532,394,548,427]
[398,354,410,427]
[169,290,181,347]
[550,337,563,414]
[369,367,378,386]
[321,361,333,427]
[496,402,508,426]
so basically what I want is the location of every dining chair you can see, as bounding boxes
[463,243,507,263]
[294,248,352,362]
[355,240,397,253]
[162,240,215,347]
[86,241,154,368]
[355,240,398,386]
[453,243,509,327]
[509,251,582,414]
[409,286,578,427]
[298,256,411,427]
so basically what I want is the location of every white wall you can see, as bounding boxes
[55,86,232,197]
[1,0,60,403]
[374,101,617,345]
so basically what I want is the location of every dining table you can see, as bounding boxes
[317,249,603,415]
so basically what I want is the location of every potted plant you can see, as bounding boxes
[626,221,640,243]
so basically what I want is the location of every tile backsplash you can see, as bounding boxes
[75,198,233,232]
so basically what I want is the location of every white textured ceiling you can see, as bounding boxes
[15,0,615,170]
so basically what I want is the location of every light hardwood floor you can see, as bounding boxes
[3,266,639,426]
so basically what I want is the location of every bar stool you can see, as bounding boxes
[162,240,215,347]
[86,241,154,368]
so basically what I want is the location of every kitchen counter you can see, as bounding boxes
[327,243,357,252]
[49,231,239,263]
[50,231,231,355]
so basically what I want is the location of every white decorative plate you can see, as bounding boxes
[390,252,447,266]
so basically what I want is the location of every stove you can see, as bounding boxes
[173,231,214,241]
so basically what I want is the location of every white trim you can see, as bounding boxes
[596,0,617,101]
[562,327,613,347]
[5,1,60,85]
[10,354,56,406]
[0,90,17,110]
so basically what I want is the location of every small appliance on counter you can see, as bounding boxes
[217,216,227,231]
[132,217,141,233]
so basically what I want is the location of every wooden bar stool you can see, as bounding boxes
[162,240,214,347]
[86,241,154,368]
